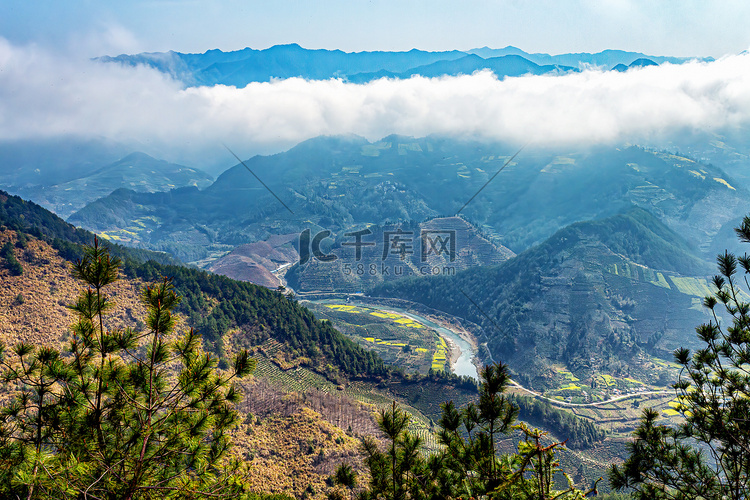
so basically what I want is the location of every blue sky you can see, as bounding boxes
[1,0,749,57]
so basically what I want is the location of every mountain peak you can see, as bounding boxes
[118,151,157,162]
[268,43,304,51]
[629,58,658,68]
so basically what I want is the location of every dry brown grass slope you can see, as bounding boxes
[0,229,149,346]
[0,230,371,499]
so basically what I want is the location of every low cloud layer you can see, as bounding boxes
[1,37,750,170]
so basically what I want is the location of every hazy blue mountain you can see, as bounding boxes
[466,46,533,59]
[14,152,213,218]
[628,58,658,68]
[346,54,576,82]
[98,44,704,87]
[0,136,132,187]
[67,135,748,267]
[467,46,707,69]
[100,44,468,86]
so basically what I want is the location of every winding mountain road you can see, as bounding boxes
[508,381,672,408]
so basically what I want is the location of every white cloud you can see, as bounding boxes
[1,36,750,169]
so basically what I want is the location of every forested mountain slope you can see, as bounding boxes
[371,208,713,389]
[0,189,386,379]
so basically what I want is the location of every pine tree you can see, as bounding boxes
[359,401,443,500]
[438,363,519,497]
[356,362,595,500]
[0,237,254,499]
[611,215,750,499]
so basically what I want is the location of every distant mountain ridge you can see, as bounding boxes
[0,137,214,218]
[98,44,708,87]
[346,54,575,83]
[465,46,701,68]
[14,152,213,218]
[0,137,132,187]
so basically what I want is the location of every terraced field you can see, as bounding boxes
[560,392,678,434]
[431,337,448,372]
[606,260,671,289]
[306,302,447,375]
[531,360,676,407]
[668,276,714,297]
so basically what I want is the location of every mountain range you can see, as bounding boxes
[98,44,707,87]
[56,134,739,396]
[66,135,749,268]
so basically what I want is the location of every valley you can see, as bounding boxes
[305,299,479,379]
[1,135,727,421]
[306,298,677,410]
[0,195,672,494]
[2,20,750,496]
[299,295,687,490]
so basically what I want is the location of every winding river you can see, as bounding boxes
[306,299,671,407]
[308,299,479,381]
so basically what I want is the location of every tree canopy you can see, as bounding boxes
[355,362,598,500]
[611,214,750,499]
[0,238,254,499]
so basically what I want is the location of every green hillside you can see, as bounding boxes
[0,189,386,380]
[0,189,178,266]
[371,207,712,390]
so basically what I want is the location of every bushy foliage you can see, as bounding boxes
[0,240,23,276]
[610,214,750,499]
[0,239,254,499]
[356,363,598,500]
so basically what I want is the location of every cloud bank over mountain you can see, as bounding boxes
[1,37,749,168]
